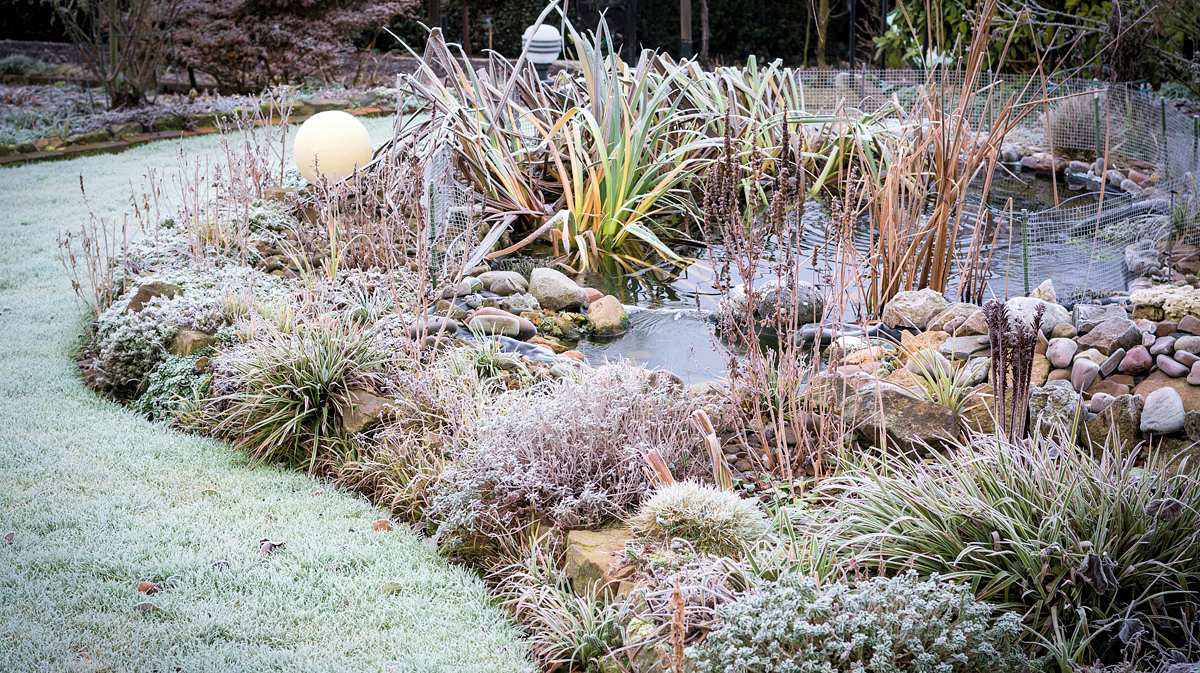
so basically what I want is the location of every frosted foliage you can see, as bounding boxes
[427,365,706,551]
[689,572,1029,673]
[93,293,225,394]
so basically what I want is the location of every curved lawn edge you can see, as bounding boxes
[0,122,532,673]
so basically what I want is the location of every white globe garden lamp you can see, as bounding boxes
[293,110,373,184]
[522,23,563,80]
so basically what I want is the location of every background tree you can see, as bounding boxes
[46,0,180,109]
[174,0,418,93]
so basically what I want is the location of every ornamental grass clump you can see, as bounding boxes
[491,532,624,671]
[629,482,770,558]
[207,319,388,473]
[426,364,706,557]
[688,572,1030,673]
[817,435,1200,670]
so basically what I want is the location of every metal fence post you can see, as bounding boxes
[1020,208,1030,296]
[1161,99,1170,181]
[1093,92,1103,164]
[1193,116,1198,170]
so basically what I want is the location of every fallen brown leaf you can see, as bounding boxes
[258,538,286,557]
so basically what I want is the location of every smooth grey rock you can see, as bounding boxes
[1176,350,1199,367]
[1158,355,1190,378]
[1176,335,1200,354]
[468,314,521,338]
[726,278,825,324]
[1189,361,1200,386]
[1100,348,1125,377]
[939,335,991,360]
[1150,336,1176,356]
[1071,358,1100,392]
[1046,337,1078,368]
[530,267,586,310]
[1007,296,1070,335]
[1141,387,1186,434]
[1118,346,1153,375]
[1073,303,1127,334]
[478,270,529,296]
[963,357,990,386]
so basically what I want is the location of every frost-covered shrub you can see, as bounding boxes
[92,292,225,397]
[133,354,212,422]
[90,266,286,397]
[427,364,706,555]
[688,572,1031,673]
[630,482,770,557]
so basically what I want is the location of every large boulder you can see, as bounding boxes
[1131,284,1200,321]
[477,270,528,296]
[1028,380,1083,439]
[938,335,991,361]
[1006,296,1070,336]
[1072,303,1128,334]
[563,527,631,593]
[468,313,521,338]
[1076,317,1143,355]
[926,302,980,333]
[881,288,949,330]
[470,307,536,340]
[530,268,586,310]
[1084,393,1143,453]
[847,384,961,453]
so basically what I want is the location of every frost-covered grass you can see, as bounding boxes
[0,122,532,673]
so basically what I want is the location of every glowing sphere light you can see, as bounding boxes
[293,110,372,184]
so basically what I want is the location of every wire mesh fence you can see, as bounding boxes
[747,68,1199,300]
